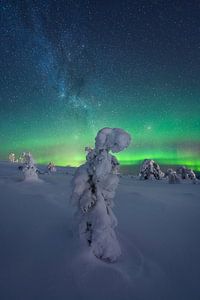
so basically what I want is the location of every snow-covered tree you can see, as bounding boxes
[22,152,38,181]
[71,127,131,262]
[176,166,188,179]
[187,169,198,184]
[177,166,197,184]
[165,169,180,184]
[139,159,164,180]
[18,153,26,163]
[8,153,16,163]
[47,162,56,173]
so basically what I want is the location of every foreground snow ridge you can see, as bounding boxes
[71,127,131,262]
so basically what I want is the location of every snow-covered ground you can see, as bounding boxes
[0,161,200,300]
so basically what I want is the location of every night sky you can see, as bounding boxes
[1,0,200,169]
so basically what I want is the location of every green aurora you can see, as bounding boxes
[1,88,200,170]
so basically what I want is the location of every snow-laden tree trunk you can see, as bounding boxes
[71,128,131,262]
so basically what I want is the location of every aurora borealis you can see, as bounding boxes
[1,1,200,170]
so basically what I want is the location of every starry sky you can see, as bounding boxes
[0,0,200,170]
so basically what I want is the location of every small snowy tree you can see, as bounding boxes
[177,166,197,183]
[71,127,131,262]
[139,159,164,180]
[166,169,180,184]
[176,166,188,179]
[19,153,26,163]
[187,169,198,184]
[8,153,16,163]
[22,152,38,181]
[47,162,56,173]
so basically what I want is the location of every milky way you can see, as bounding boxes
[0,1,200,169]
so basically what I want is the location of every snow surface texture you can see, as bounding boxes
[0,162,200,299]
[71,128,131,262]
[139,159,164,180]
[21,152,39,181]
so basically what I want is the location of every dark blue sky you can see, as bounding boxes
[0,0,200,168]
